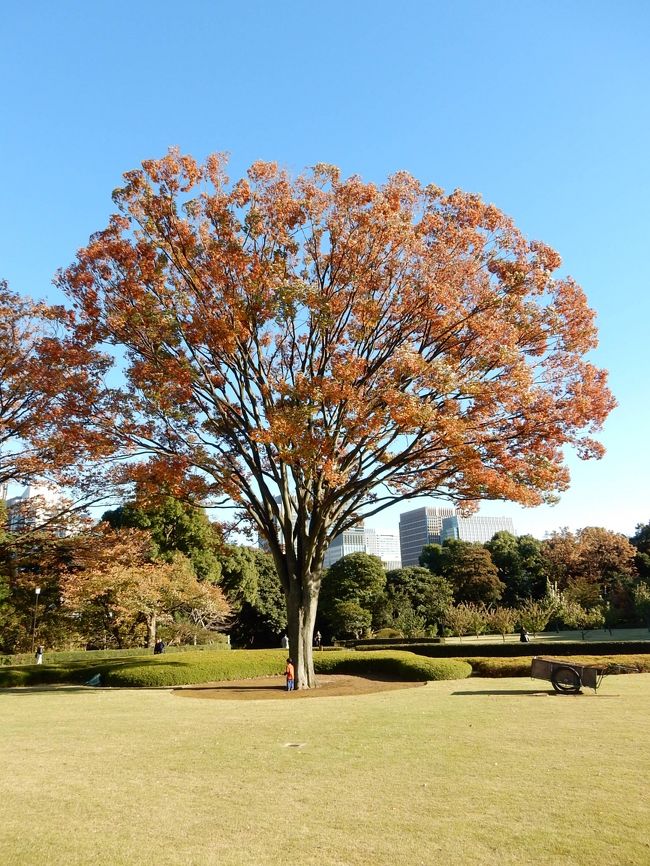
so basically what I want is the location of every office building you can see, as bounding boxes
[362,528,401,570]
[3,484,73,535]
[440,514,515,544]
[399,506,456,566]
[323,525,366,568]
[323,525,401,570]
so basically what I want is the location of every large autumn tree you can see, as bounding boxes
[56,149,614,687]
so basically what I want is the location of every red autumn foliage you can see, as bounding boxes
[55,149,615,686]
[0,279,113,496]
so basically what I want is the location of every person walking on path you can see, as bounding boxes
[35,645,44,664]
[285,658,295,691]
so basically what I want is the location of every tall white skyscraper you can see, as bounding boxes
[323,525,401,570]
[363,528,402,571]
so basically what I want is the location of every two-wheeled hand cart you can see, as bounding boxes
[530,656,635,694]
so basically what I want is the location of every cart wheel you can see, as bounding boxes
[551,665,582,694]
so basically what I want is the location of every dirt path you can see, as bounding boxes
[173,674,425,701]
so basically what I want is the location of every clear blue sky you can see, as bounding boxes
[1,1,648,539]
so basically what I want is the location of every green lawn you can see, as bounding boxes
[442,626,650,645]
[2,675,650,865]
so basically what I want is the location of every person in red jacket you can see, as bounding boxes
[285,658,295,691]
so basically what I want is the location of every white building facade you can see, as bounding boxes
[3,484,74,535]
[363,528,402,571]
[258,497,402,572]
[440,515,516,544]
[323,525,401,571]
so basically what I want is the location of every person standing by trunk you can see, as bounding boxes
[285,658,295,691]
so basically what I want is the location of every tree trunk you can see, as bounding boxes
[286,575,320,689]
[146,613,157,648]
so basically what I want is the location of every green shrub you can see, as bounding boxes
[0,668,31,687]
[465,657,531,677]
[314,650,471,682]
[360,640,650,658]
[1,640,230,667]
[0,648,471,688]
[374,628,403,639]
[353,636,440,649]
[465,654,650,678]
[103,650,285,687]
[105,649,471,687]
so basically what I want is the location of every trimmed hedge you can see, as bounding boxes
[355,640,650,659]
[104,649,285,688]
[314,651,471,682]
[0,648,471,688]
[0,668,32,687]
[1,640,230,667]
[0,649,285,689]
[353,634,440,645]
[465,654,650,678]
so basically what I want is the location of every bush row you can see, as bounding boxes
[314,651,471,682]
[3,646,643,689]
[0,648,471,688]
[464,654,650,678]
[346,636,441,646]
[354,640,650,658]
[102,649,284,687]
[1,639,230,667]
[0,648,284,688]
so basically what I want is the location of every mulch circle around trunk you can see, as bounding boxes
[173,674,426,701]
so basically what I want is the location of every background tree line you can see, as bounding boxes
[2,495,650,653]
[316,523,650,640]
[0,496,285,654]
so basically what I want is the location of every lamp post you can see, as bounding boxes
[31,587,41,654]
[104,610,113,650]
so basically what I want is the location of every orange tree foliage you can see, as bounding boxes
[56,149,614,686]
[542,526,638,603]
[0,526,229,652]
[61,527,230,648]
[0,281,63,486]
[0,280,111,498]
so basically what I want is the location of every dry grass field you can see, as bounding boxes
[1,673,650,866]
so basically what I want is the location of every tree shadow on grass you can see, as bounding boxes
[0,685,104,695]
[0,658,218,690]
[175,683,287,692]
[452,688,555,696]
